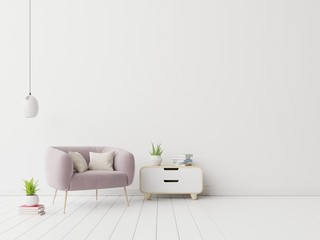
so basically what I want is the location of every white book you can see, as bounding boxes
[19,209,45,213]
[173,159,193,163]
[172,157,193,160]
[172,154,193,159]
[19,211,45,215]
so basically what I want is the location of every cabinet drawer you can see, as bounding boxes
[140,167,203,194]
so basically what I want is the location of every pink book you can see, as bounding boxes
[19,204,44,209]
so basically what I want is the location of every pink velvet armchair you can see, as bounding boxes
[45,146,135,213]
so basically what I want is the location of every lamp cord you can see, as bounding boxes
[29,0,32,95]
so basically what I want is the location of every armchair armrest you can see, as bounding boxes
[45,147,73,191]
[113,149,135,185]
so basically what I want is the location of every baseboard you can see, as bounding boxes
[0,188,207,196]
[0,188,142,196]
[1,187,320,196]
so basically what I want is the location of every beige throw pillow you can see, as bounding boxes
[89,151,114,171]
[68,152,88,173]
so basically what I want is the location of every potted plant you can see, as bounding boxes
[150,143,163,166]
[23,177,39,206]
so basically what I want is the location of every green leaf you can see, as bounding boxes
[23,177,39,196]
[150,142,163,156]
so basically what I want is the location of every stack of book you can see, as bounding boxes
[172,154,193,166]
[19,204,45,216]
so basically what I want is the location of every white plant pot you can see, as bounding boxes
[149,155,162,166]
[24,195,39,206]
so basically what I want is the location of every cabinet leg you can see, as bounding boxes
[190,194,197,200]
[144,193,152,200]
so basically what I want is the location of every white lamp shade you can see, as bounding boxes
[23,95,39,118]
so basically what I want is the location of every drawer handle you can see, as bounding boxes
[164,180,179,183]
[164,168,179,171]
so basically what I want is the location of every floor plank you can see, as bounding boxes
[171,197,203,240]
[15,196,91,240]
[0,195,319,240]
[200,197,252,240]
[248,197,309,240]
[0,196,65,240]
[109,196,145,240]
[0,196,21,206]
[254,197,320,240]
[157,197,179,240]
[63,196,118,240]
[185,197,227,240]
[0,197,25,219]
[85,196,132,240]
[201,197,272,240]
[39,196,101,240]
[245,197,320,240]
[132,196,157,240]
[0,196,56,238]
[273,197,320,239]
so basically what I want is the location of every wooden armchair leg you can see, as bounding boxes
[64,191,68,214]
[124,187,129,206]
[53,189,57,204]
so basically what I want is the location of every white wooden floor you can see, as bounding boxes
[0,195,320,240]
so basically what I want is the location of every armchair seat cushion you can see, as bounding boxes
[69,170,128,191]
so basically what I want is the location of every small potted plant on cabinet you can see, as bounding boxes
[23,177,39,206]
[150,143,163,166]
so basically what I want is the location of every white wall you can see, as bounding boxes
[0,0,319,195]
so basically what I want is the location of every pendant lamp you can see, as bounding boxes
[23,0,39,118]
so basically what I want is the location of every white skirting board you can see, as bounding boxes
[2,187,320,196]
[0,187,213,196]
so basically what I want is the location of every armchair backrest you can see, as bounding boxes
[52,146,104,165]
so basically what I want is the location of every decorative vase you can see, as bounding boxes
[24,194,39,206]
[150,155,162,166]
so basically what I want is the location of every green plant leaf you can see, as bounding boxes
[150,142,163,156]
[23,177,39,196]
[151,143,156,155]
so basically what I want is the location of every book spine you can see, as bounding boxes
[19,205,44,209]
[172,159,193,162]
[19,211,45,215]
[172,154,193,158]
[19,209,45,213]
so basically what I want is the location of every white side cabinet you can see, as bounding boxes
[140,166,203,200]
